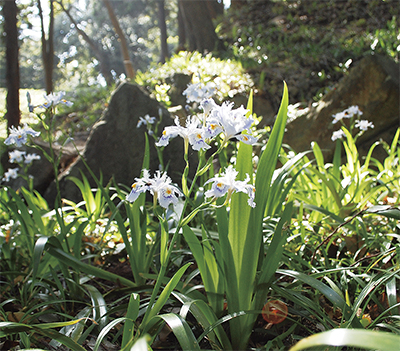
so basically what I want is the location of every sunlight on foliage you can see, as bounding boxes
[135,51,254,105]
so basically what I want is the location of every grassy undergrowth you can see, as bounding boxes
[0,81,399,350]
[0,2,399,349]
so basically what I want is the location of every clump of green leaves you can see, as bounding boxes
[135,51,254,106]
[368,16,400,62]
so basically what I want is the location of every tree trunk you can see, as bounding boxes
[177,1,186,52]
[230,0,247,10]
[38,0,55,94]
[102,0,135,80]
[178,0,195,51]
[206,0,224,18]
[178,0,221,53]
[57,0,114,86]
[3,0,20,129]
[158,0,169,63]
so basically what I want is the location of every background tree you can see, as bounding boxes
[230,0,247,10]
[2,0,20,129]
[53,0,177,85]
[102,0,135,80]
[158,0,168,63]
[38,0,55,94]
[57,0,114,86]
[206,0,224,19]
[176,0,186,52]
[178,0,222,52]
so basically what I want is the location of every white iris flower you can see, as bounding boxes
[40,91,73,109]
[24,153,41,164]
[183,82,216,103]
[331,129,346,141]
[204,165,256,208]
[200,98,218,116]
[332,105,363,124]
[126,169,183,209]
[355,120,374,131]
[137,114,156,128]
[2,168,19,182]
[9,150,26,163]
[156,116,210,151]
[5,125,41,147]
[204,101,258,145]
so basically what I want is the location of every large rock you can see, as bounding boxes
[44,82,188,205]
[283,54,400,160]
[166,72,193,107]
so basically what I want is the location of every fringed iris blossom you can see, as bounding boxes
[126,169,183,209]
[200,98,217,115]
[137,114,156,128]
[204,165,256,208]
[155,116,210,152]
[331,129,346,141]
[24,153,41,164]
[2,168,19,182]
[183,82,216,103]
[156,97,258,154]
[204,101,258,145]
[355,120,374,131]
[4,125,41,147]
[332,105,363,124]
[40,91,73,109]
[9,150,26,163]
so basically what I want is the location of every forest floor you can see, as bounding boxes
[0,2,399,351]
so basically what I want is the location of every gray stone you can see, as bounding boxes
[166,73,193,107]
[231,90,277,126]
[283,54,400,160]
[44,82,188,205]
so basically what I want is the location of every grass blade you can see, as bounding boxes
[0,321,87,351]
[46,245,136,287]
[278,269,362,328]
[148,313,200,350]
[254,202,293,308]
[289,329,400,351]
[93,317,126,351]
[174,292,231,350]
[84,284,108,329]
[142,262,192,324]
[121,293,140,349]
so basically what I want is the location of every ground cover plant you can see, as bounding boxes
[1,2,400,350]
[0,75,399,351]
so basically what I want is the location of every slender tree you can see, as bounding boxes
[2,0,20,129]
[57,0,114,86]
[158,0,169,63]
[102,0,135,80]
[38,0,55,94]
